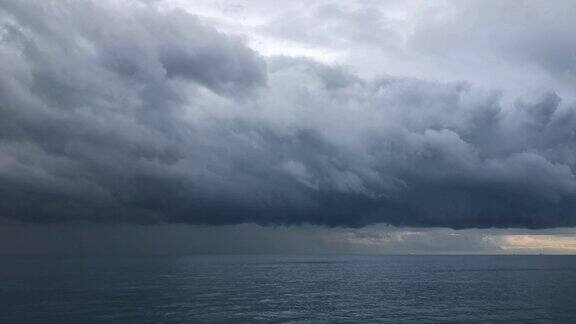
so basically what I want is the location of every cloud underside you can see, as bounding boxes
[1,0,576,229]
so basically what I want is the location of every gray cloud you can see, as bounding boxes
[0,222,507,255]
[410,0,576,83]
[1,0,576,229]
[263,3,402,51]
[249,0,576,98]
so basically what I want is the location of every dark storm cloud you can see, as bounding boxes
[1,0,576,229]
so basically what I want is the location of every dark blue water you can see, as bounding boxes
[1,255,576,323]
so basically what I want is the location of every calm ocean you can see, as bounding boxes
[1,255,575,323]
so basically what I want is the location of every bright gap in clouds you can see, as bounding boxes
[157,0,347,63]
[156,0,429,64]
[502,235,576,253]
[156,0,576,100]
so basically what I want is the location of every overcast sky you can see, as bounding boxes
[1,0,576,254]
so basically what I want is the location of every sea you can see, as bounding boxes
[1,255,575,323]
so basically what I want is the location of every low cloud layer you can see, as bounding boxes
[2,223,575,255]
[1,0,576,229]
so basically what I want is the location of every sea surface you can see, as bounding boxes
[1,255,576,323]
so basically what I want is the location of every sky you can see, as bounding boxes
[1,0,576,254]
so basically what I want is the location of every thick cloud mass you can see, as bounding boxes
[1,0,576,228]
